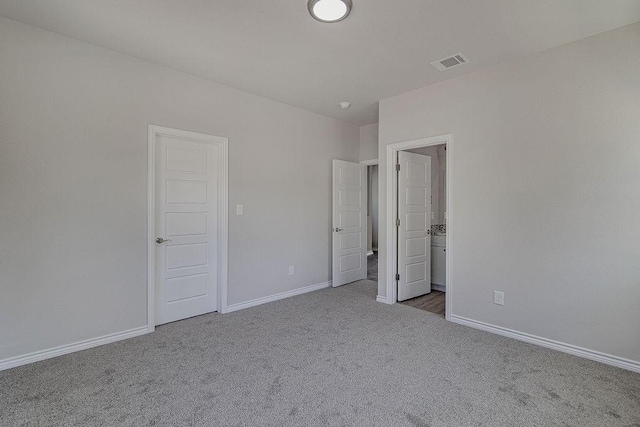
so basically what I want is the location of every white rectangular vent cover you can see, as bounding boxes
[431,53,469,71]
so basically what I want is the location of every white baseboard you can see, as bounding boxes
[0,326,150,372]
[367,250,374,256]
[431,284,446,292]
[451,315,640,373]
[225,280,332,313]
[376,295,389,304]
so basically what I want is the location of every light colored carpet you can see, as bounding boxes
[1,280,639,426]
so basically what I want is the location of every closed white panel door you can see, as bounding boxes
[397,151,431,301]
[332,160,367,287]
[156,135,219,325]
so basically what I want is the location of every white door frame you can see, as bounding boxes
[385,134,453,321]
[147,124,229,331]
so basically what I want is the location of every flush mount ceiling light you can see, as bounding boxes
[308,0,352,23]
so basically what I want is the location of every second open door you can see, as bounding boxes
[332,159,367,287]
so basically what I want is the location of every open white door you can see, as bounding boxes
[397,151,432,301]
[332,160,367,287]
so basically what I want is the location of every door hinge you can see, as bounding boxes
[396,273,400,281]
[396,218,400,227]
[396,164,400,172]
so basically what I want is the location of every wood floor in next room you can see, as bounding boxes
[399,290,445,317]
[367,251,378,282]
[367,251,445,317]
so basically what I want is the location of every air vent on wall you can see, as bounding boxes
[431,53,469,71]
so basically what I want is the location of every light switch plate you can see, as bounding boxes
[236,204,243,215]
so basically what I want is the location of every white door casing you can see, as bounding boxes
[397,151,432,301]
[332,160,367,287]
[148,125,228,327]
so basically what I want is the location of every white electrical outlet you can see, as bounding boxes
[236,204,243,215]
[494,291,505,306]
[288,265,294,276]
[431,212,435,220]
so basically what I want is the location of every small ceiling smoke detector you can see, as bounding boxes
[339,101,351,109]
[308,0,353,23]
[431,53,469,71]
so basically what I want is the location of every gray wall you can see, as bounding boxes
[361,124,379,251]
[359,123,378,162]
[0,17,358,360]
[378,23,640,362]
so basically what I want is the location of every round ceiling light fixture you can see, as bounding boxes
[308,0,352,23]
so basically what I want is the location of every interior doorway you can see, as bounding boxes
[384,135,452,321]
[361,160,379,283]
[331,160,368,287]
[398,144,447,316]
[147,125,229,329]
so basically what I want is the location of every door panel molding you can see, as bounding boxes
[148,125,228,331]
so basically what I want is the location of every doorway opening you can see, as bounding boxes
[384,135,452,321]
[363,161,379,282]
[331,159,377,299]
[147,125,229,331]
[397,144,446,316]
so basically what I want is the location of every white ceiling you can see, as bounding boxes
[1,1,639,125]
